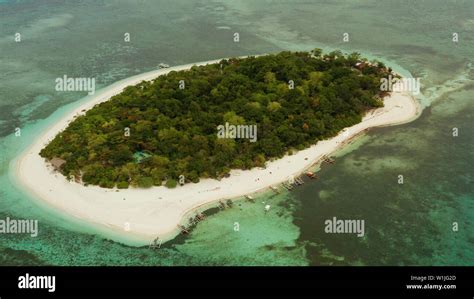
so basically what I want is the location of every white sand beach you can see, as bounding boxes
[14,59,421,245]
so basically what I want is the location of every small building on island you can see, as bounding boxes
[355,62,367,70]
[50,157,66,170]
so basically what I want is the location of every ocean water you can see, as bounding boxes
[0,0,472,265]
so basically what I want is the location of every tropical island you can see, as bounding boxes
[15,50,419,244]
[39,49,393,189]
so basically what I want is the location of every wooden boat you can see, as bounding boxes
[149,237,161,249]
[322,155,335,164]
[282,182,293,190]
[178,225,189,234]
[218,200,226,209]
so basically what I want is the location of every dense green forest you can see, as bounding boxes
[40,49,392,188]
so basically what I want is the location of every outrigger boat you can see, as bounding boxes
[149,237,161,249]
[295,177,304,185]
[195,213,205,220]
[158,63,170,68]
[270,186,279,193]
[282,182,293,190]
[218,200,226,210]
[178,224,190,235]
[322,155,335,164]
[245,195,255,202]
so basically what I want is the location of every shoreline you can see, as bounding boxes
[13,58,422,246]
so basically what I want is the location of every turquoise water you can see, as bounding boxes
[0,0,472,265]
